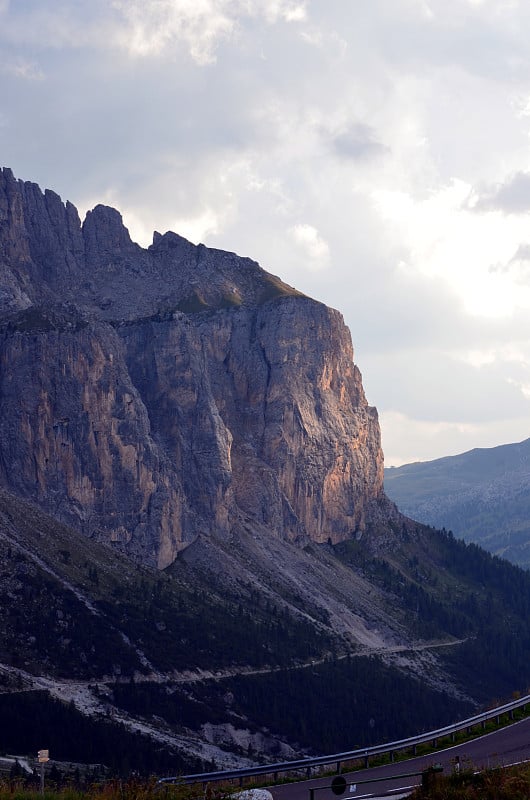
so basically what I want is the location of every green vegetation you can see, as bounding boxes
[98,572,334,673]
[0,692,200,776]
[0,489,336,679]
[410,763,530,798]
[0,539,335,676]
[0,779,210,800]
[212,657,472,752]
[2,306,88,333]
[173,277,304,311]
[0,548,142,678]
[174,292,210,313]
[257,275,305,304]
[111,658,473,756]
[3,764,530,800]
[335,521,530,701]
[4,489,530,774]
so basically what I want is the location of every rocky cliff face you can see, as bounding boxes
[0,167,385,567]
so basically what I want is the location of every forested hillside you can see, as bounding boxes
[3,489,530,772]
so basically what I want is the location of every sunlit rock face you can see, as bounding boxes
[0,167,385,566]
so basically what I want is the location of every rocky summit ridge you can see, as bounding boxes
[0,167,386,568]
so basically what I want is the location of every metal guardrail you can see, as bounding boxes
[157,693,530,786]
[308,765,444,800]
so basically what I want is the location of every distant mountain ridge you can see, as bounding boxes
[385,438,530,568]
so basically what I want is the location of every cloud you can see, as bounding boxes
[111,0,235,63]
[258,0,307,24]
[510,243,530,262]
[381,410,530,467]
[370,301,530,465]
[0,2,112,49]
[363,0,530,83]
[2,58,44,80]
[487,243,530,289]
[374,179,530,318]
[4,0,530,465]
[363,347,530,425]
[469,172,530,214]
[503,243,530,283]
[0,0,307,62]
[330,123,389,162]
[288,224,330,271]
[111,0,307,63]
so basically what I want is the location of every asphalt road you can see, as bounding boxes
[268,716,530,800]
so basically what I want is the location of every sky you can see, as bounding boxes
[1,0,530,466]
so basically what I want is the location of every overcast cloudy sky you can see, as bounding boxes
[2,0,530,465]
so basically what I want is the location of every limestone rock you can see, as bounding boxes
[0,167,386,566]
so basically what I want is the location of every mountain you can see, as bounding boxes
[0,167,384,568]
[384,439,530,569]
[1,168,530,774]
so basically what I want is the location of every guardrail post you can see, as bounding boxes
[422,764,443,791]
[306,767,311,778]
[336,761,341,773]
[364,755,369,768]
[413,745,417,756]
[390,751,394,763]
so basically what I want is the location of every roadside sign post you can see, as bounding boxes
[421,763,443,791]
[37,750,49,795]
[331,776,347,795]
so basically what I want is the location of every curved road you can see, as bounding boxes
[269,716,530,799]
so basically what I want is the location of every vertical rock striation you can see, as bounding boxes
[0,167,385,566]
